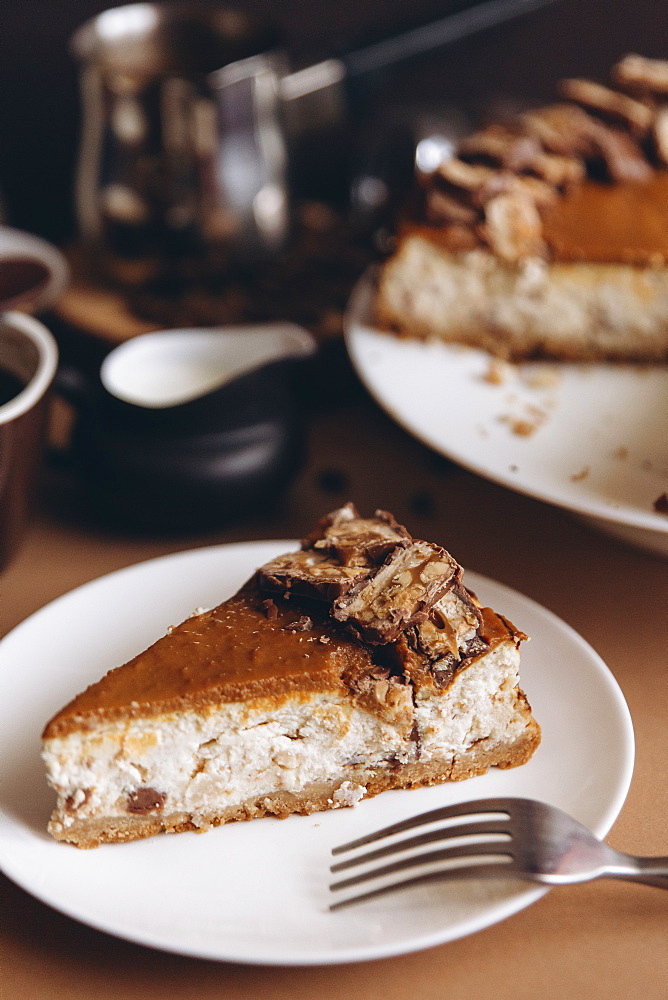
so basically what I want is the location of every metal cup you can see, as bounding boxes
[71,0,560,287]
[0,313,58,570]
[71,3,290,285]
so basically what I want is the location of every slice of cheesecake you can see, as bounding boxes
[376,54,668,362]
[42,505,540,848]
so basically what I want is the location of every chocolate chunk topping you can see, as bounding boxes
[259,505,411,600]
[415,53,668,263]
[333,540,462,642]
[307,503,410,567]
[257,548,365,602]
[612,54,668,98]
[459,124,543,172]
[430,658,457,690]
[558,77,654,137]
[256,505,490,684]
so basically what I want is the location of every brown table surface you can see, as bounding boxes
[2,331,667,1000]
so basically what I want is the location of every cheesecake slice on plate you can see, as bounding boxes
[376,54,668,362]
[42,505,540,848]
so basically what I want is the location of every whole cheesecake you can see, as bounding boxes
[42,505,540,848]
[376,54,668,361]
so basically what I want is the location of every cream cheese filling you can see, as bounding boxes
[43,641,528,831]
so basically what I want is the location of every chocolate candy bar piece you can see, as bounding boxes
[305,502,410,567]
[415,585,483,660]
[257,548,366,603]
[259,505,483,659]
[333,540,465,643]
[260,504,410,601]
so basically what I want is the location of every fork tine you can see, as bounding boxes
[330,840,513,892]
[329,861,518,911]
[331,817,511,873]
[331,798,513,855]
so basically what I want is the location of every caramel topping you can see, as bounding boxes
[543,173,668,265]
[478,607,527,647]
[43,587,375,736]
[44,592,521,738]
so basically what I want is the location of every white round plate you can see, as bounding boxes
[0,541,634,965]
[345,275,668,557]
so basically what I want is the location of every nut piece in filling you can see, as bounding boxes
[42,504,540,848]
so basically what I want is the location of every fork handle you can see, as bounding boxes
[608,856,668,890]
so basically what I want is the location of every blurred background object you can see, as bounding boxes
[56,0,565,288]
[0,227,70,313]
[57,322,316,531]
[1,0,665,534]
[0,312,59,570]
[69,4,288,285]
[1,0,665,246]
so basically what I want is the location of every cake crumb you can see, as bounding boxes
[482,358,512,385]
[500,405,547,436]
[510,419,537,436]
[520,366,562,390]
[570,466,590,481]
[612,446,629,460]
[332,782,367,807]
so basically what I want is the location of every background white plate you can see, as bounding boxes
[345,276,668,556]
[0,541,634,965]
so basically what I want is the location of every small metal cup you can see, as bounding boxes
[0,313,58,570]
[71,3,289,285]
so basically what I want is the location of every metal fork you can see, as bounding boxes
[329,797,668,910]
